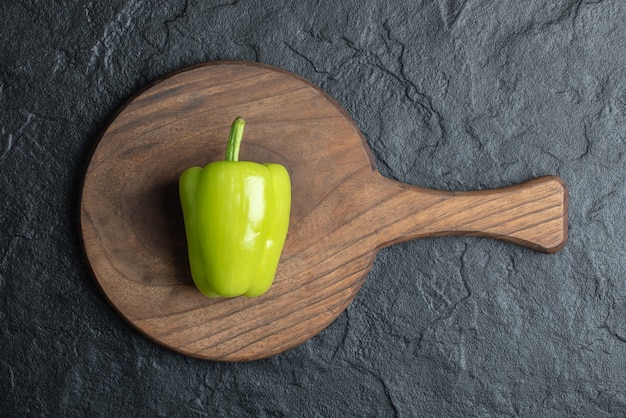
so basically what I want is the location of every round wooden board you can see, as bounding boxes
[81,61,568,361]
[80,61,381,361]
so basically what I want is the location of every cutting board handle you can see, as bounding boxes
[374,175,568,253]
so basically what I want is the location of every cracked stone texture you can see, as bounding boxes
[1,0,625,416]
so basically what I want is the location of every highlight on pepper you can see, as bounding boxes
[179,117,291,298]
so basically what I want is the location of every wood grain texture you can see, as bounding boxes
[80,61,568,361]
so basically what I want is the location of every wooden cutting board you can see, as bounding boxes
[80,61,568,361]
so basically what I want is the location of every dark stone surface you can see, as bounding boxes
[1,0,625,416]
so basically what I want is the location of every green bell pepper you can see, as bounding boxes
[179,117,291,298]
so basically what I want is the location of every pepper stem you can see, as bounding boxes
[225,117,245,161]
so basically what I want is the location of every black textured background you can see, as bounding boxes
[2,1,625,416]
